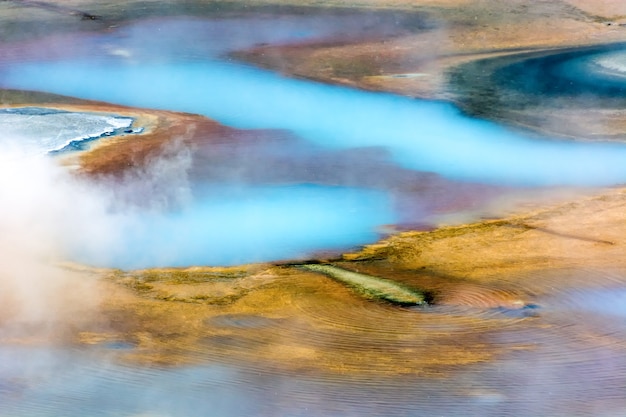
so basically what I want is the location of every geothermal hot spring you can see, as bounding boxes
[2,14,626,417]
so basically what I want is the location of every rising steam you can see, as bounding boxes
[0,135,198,334]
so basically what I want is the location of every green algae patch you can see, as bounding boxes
[298,264,427,306]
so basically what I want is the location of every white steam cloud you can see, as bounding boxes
[0,148,101,335]
[0,137,196,335]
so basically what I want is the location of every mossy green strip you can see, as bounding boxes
[298,264,426,306]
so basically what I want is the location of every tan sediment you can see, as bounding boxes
[87,264,500,374]
[343,188,626,280]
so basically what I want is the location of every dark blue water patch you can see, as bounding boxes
[448,43,626,137]
[491,43,626,100]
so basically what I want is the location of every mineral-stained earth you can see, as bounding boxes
[2,1,626,415]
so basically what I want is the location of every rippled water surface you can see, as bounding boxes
[2,276,626,417]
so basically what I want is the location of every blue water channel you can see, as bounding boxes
[2,18,626,268]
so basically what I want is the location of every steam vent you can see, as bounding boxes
[2,1,626,416]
